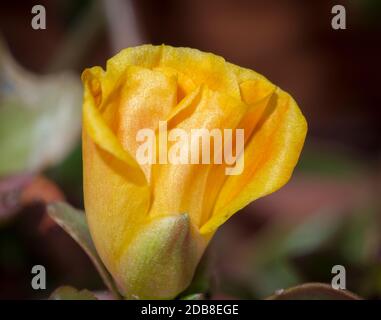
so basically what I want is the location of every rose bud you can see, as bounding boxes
[81,45,307,299]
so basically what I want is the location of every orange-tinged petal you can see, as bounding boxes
[107,44,241,99]
[82,68,146,185]
[113,66,177,180]
[153,66,197,100]
[200,89,307,234]
[149,86,248,228]
[199,78,278,227]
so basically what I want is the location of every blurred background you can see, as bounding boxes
[0,0,380,299]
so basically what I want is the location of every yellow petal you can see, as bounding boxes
[149,85,248,228]
[83,130,151,282]
[109,66,177,180]
[107,44,241,99]
[82,68,146,185]
[82,67,152,287]
[200,88,307,234]
[198,78,278,227]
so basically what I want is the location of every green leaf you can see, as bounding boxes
[50,286,97,300]
[179,249,211,298]
[252,209,342,268]
[266,283,361,300]
[180,293,205,300]
[297,145,366,178]
[282,210,342,256]
[250,258,301,299]
[47,202,122,299]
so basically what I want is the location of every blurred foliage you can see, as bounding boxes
[50,285,97,300]
[352,0,381,25]
[0,39,82,177]
[46,143,83,206]
[297,144,368,178]
[217,204,381,299]
[47,202,121,299]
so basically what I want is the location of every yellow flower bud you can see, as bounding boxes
[81,45,307,299]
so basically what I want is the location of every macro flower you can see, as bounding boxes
[81,44,307,299]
